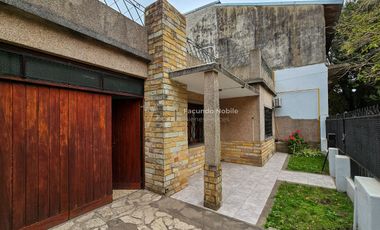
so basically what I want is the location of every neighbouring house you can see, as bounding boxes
[0,0,342,229]
[186,0,343,149]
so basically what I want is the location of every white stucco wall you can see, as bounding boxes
[274,63,329,150]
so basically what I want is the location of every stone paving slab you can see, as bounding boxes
[171,153,336,225]
[51,190,261,230]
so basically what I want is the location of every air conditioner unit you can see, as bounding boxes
[273,97,282,108]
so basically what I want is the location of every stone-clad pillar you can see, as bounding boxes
[144,0,189,195]
[203,70,222,210]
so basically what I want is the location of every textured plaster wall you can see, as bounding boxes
[0,0,149,59]
[186,5,326,81]
[0,6,148,78]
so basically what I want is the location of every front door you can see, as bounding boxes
[112,99,143,189]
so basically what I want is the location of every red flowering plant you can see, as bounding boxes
[287,130,306,154]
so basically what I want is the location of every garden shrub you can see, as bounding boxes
[286,130,306,154]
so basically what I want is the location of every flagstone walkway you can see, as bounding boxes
[51,190,261,230]
[171,152,336,225]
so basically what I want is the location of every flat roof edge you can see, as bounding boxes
[169,63,257,94]
[0,0,152,62]
[219,0,343,6]
[186,0,343,15]
[184,1,221,15]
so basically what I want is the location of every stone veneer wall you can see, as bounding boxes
[188,145,205,176]
[221,139,275,166]
[144,0,189,195]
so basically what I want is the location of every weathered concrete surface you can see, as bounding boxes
[204,70,221,166]
[0,5,148,78]
[186,5,326,80]
[0,0,149,61]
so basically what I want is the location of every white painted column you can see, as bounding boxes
[335,155,351,192]
[328,148,338,177]
[354,177,380,230]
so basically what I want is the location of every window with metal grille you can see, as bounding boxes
[188,103,204,145]
[265,107,273,138]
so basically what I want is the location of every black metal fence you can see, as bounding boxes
[326,105,380,180]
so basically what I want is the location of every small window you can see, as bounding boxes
[188,103,204,145]
[0,46,145,96]
[0,50,21,76]
[25,56,101,88]
[265,107,273,138]
[103,75,144,96]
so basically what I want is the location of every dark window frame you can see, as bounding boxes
[0,43,144,96]
[264,107,273,138]
[188,103,204,146]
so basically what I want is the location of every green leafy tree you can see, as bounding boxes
[328,0,380,113]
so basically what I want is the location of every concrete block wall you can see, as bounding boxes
[144,0,189,195]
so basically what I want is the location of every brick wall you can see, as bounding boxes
[188,145,205,176]
[221,138,275,166]
[144,0,189,195]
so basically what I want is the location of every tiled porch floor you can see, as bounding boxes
[171,152,336,225]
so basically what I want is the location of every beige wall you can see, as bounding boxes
[220,96,259,142]
[275,116,320,143]
[187,91,203,104]
[0,6,148,78]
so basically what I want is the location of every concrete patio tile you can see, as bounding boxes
[171,152,336,226]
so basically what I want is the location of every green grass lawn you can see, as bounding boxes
[265,183,353,230]
[287,154,329,174]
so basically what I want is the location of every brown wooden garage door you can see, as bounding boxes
[0,81,112,229]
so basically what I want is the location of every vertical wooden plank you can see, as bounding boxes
[38,87,50,220]
[0,82,13,230]
[84,93,94,203]
[76,92,86,207]
[59,89,69,213]
[92,95,102,199]
[68,91,78,211]
[131,100,142,185]
[49,88,60,216]
[25,85,39,225]
[105,96,112,195]
[98,96,107,197]
[12,83,26,229]
[112,99,142,189]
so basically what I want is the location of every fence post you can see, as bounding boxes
[354,177,380,230]
[328,148,338,177]
[335,155,350,192]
